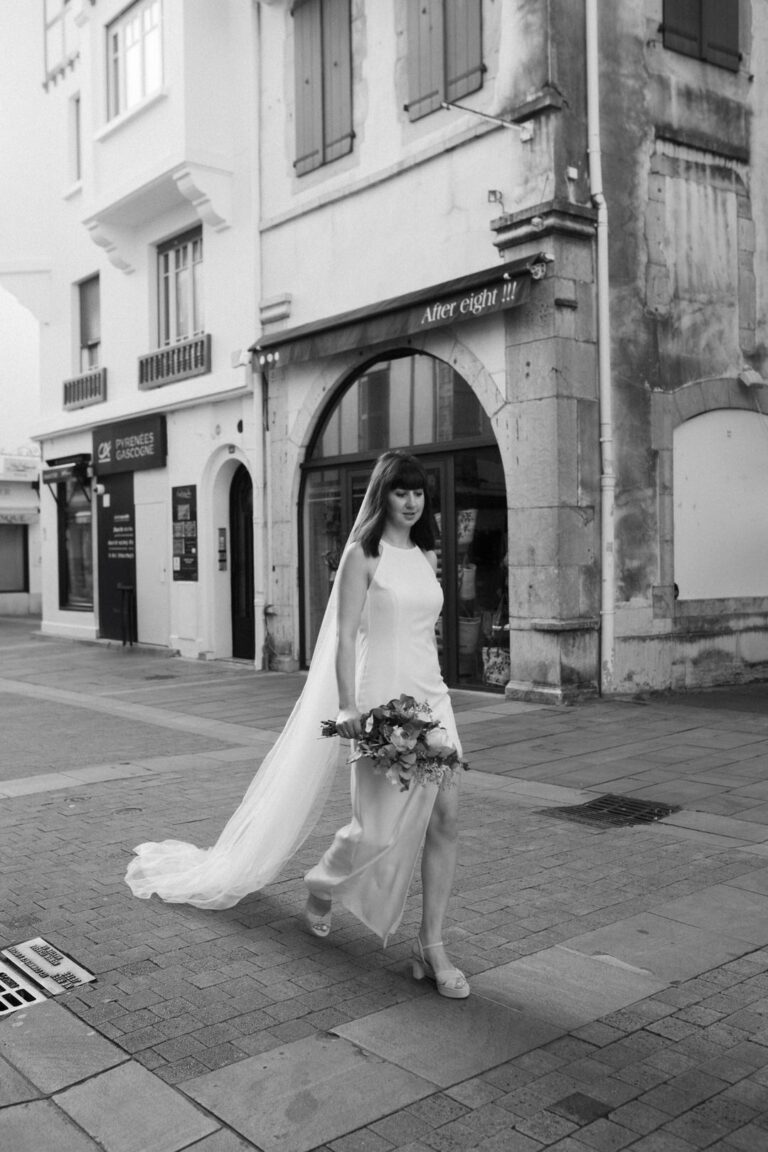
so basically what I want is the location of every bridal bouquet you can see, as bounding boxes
[321,694,467,792]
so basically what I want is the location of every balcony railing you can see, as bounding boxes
[139,334,211,389]
[63,367,107,410]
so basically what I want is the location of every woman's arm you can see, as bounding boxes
[334,543,370,739]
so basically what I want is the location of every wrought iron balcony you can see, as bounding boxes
[63,367,107,410]
[138,334,211,389]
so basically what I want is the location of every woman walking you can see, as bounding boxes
[125,450,468,999]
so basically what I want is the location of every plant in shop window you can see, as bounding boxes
[482,550,511,686]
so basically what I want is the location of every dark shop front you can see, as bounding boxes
[92,414,166,642]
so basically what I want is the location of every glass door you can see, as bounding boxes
[452,447,508,690]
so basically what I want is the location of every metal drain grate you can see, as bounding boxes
[540,793,679,828]
[0,960,47,1015]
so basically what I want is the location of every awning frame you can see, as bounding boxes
[252,253,551,367]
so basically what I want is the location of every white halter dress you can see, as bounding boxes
[305,540,462,944]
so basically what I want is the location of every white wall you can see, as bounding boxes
[258,0,551,325]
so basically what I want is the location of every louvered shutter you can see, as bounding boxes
[662,0,701,58]
[322,0,353,163]
[445,0,483,102]
[294,0,324,174]
[407,0,444,121]
[702,0,739,71]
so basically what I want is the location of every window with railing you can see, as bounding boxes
[138,228,209,388]
[158,228,203,347]
[107,0,163,119]
[44,0,78,83]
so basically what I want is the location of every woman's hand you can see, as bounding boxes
[335,707,362,740]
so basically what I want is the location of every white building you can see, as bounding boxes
[2,0,263,658]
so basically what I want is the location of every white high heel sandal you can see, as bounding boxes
[411,939,470,999]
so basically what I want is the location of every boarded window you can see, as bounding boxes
[674,411,768,599]
[407,0,483,121]
[294,0,353,175]
[663,0,740,72]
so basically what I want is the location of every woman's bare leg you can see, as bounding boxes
[419,778,461,973]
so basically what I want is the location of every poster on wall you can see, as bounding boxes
[172,485,198,581]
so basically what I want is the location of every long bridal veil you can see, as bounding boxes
[124,491,372,910]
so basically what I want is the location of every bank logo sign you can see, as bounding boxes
[93,414,167,475]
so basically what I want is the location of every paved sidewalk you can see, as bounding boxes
[1,616,768,1151]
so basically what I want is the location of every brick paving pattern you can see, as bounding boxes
[1,619,768,1150]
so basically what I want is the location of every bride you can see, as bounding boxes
[125,450,469,999]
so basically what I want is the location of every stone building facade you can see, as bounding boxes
[3,0,767,698]
[254,0,768,699]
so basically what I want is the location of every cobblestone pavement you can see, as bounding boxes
[1,616,768,1151]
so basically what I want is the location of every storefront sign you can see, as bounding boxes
[0,510,37,524]
[253,255,543,366]
[93,414,167,475]
[415,276,527,331]
[172,485,198,581]
[2,938,95,995]
[0,456,39,480]
[42,461,89,484]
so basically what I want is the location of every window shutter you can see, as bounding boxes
[702,0,739,71]
[294,0,324,174]
[445,0,483,103]
[407,0,444,121]
[662,0,701,59]
[321,0,353,164]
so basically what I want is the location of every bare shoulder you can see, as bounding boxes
[424,549,438,573]
[338,540,377,582]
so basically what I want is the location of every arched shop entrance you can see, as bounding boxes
[300,353,508,690]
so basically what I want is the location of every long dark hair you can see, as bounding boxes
[352,450,436,557]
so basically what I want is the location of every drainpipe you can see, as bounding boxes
[253,0,269,669]
[585,0,616,694]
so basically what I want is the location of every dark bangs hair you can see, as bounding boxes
[353,450,436,557]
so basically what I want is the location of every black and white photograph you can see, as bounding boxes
[1,2,768,1150]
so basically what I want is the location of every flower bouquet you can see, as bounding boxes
[321,694,468,792]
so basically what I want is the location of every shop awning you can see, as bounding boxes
[42,455,91,485]
[251,253,550,367]
[42,455,91,507]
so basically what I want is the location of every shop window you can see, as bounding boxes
[293,0,353,175]
[58,481,93,609]
[303,354,506,690]
[406,0,483,121]
[0,525,28,593]
[79,275,100,372]
[157,228,203,347]
[313,355,491,460]
[44,0,77,82]
[662,0,740,71]
[107,0,163,119]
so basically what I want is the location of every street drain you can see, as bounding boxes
[0,939,95,1016]
[540,793,679,828]
[144,673,177,680]
[0,960,46,1015]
